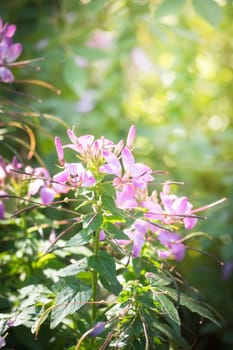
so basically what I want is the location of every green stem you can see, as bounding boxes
[91,227,100,324]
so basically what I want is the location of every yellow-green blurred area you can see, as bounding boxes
[1,0,233,348]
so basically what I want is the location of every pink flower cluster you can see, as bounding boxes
[0,17,22,83]
[0,156,53,217]
[0,126,209,262]
[51,125,200,261]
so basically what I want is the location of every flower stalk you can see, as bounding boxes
[91,227,100,324]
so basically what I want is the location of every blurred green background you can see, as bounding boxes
[1,0,232,349]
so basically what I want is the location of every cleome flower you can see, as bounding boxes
[0,17,23,83]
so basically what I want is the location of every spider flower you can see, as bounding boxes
[0,17,22,83]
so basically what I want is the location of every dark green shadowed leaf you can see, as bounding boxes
[104,222,129,240]
[99,275,122,295]
[165,288,222,327]
[88,250,121,294]
[153,293,181,333]
[153,321,191,349]
[83,213,103,233]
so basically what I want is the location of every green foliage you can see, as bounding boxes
[50,279,92,329]
[155,0,186,20]
[192,0,222,27]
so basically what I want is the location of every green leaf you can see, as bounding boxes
[155,0,186,20]
[57,258,88,277]
[153,321,191,349]
[88,251,121,293]
[104,222,129,240]
[192,0,222,27]
[65,229,90,247]
[83,213,103,233]
[153,293,181,332]
[165,288,221,327]
[63,57,87,95]
[146,272,172,286]
[102,194,124,217]
[50,279,91,329]
[99,274,122,295]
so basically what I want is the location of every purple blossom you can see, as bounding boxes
[115,184,138,209]
[222,262,233,280]
[65,130,114,163]
[0,199,5,219]
[0,17,23,83]
[158,231,185,261]
[0,17,16,39]
[89,322,105,337]
[100,147,154,189]
[0,156,7,185]
[160,182,197,229]
[0,336,6,349]
[116,219,155,257]
[40,187,56,205]
[55,136,64,166]
[53,162,96,193]
[126,125,136,148]
[99,229,105,241]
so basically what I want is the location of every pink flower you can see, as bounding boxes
[0,17,16,39]
[101,147,154,188]
[0,199,5,219]
[126,125,136,148]
[89,322,105,337]
[160,182,197,229]
[64,129,114,164]
[53,162,96,192]
[99,230,105,241]
[55,136,64,166]
[0,18,23,83]
[40,187,56,205]
[115,184,138,209]
[117,219,155,257]
[157,231,185,261]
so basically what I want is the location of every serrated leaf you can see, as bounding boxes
[155,0,186,19]
[146,272,172,286]
[99,274,122,295]
[192,0,222,27]
[83,213,103,233]
[50,280,91,329]
[104,222,128,240]
[88,251,120,288]
[102,194,124,216]
[165,288,221,327]
[65,229,90,247]
[57,258,88,277]
[153,293,181,332]
[153,321,191,349]
[63,57,87,95]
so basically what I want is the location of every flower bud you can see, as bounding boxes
[55,136,64,166]
[89,322,105,337]
[126,125,136,148]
